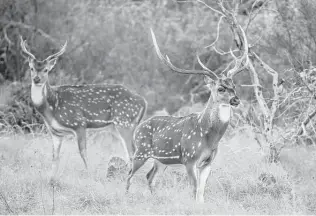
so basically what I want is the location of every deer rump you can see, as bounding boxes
[133,113,228,165]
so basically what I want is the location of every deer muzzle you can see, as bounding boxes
[229,96,240,107]
[33,76,41,84]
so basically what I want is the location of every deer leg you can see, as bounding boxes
[126,158,147,193]
[116,126,135,162]
[146,160,165,193]
[196,163,212,203]
[49,134,62,184]
[74,127,89,170]
[195,150,217,203]
[186,163,198,199]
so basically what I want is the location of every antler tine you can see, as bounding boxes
[226,25,249,78]
[150,28,218,80]
[196,53,219,79]
[44,40,68,62]
[20,36,36,60]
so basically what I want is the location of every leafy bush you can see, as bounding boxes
[0,82,43,133]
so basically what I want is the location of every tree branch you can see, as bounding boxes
[0,20,59,45]
[297,109,316,136]
[196,0,225,16]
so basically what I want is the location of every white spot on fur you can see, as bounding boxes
[219,104,231,122]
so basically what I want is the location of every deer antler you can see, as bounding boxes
[20,36,36,60]
[198,25,249,80]
[44,41,68,62]
[150,28,218,80]
[196,53,220,79]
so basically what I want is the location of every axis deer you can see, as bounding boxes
[20,37,147,183]
[126,28,248,203]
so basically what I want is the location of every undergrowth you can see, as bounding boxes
[0,128,315,214]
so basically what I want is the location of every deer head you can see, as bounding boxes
[150,27,249,109]
[203,75,239,107]
[20,36,67,85]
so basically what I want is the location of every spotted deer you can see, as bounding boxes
[126,28,248,203]
[20,37,147,183]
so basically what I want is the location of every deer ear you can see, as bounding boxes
[204,76,215,86]
[45,58,58,71]
[28,58,34,67]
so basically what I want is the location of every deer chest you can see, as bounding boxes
[218,105,231,122]
[37,105,75,135]
[31,84,45,106]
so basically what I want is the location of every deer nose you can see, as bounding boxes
[33,76,41,84]
[229,96,240,107]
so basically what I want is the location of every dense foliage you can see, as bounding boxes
[0,0,316,135]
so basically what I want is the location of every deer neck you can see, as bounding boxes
[31,82,58,112]
[198,96,231,134]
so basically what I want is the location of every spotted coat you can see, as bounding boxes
[133,99,230,166]
[34,83,147,136]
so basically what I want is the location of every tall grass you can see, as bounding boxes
[0,128,315,214]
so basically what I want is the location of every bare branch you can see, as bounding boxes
[250,32,264,48]
[245,0,271,33]
[278,86,304,106]
[297,109,316,136]
[226,26,249,78]
[213,47,239,56]
[205,15,225,49]
[0,20,59,45]
[252,52,279,76]
[275,98,308,120]
[196,0,225,16]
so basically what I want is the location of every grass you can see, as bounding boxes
[0,128,315,215]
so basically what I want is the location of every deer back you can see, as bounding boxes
[38,84,146,130]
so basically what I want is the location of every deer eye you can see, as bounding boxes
[218,86,225,92]
[43,68,49,73]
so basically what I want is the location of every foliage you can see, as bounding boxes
[0,0,315,135]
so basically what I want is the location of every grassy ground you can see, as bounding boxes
[0,128,315,215]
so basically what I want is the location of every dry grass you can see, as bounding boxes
[0,128,315,215]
